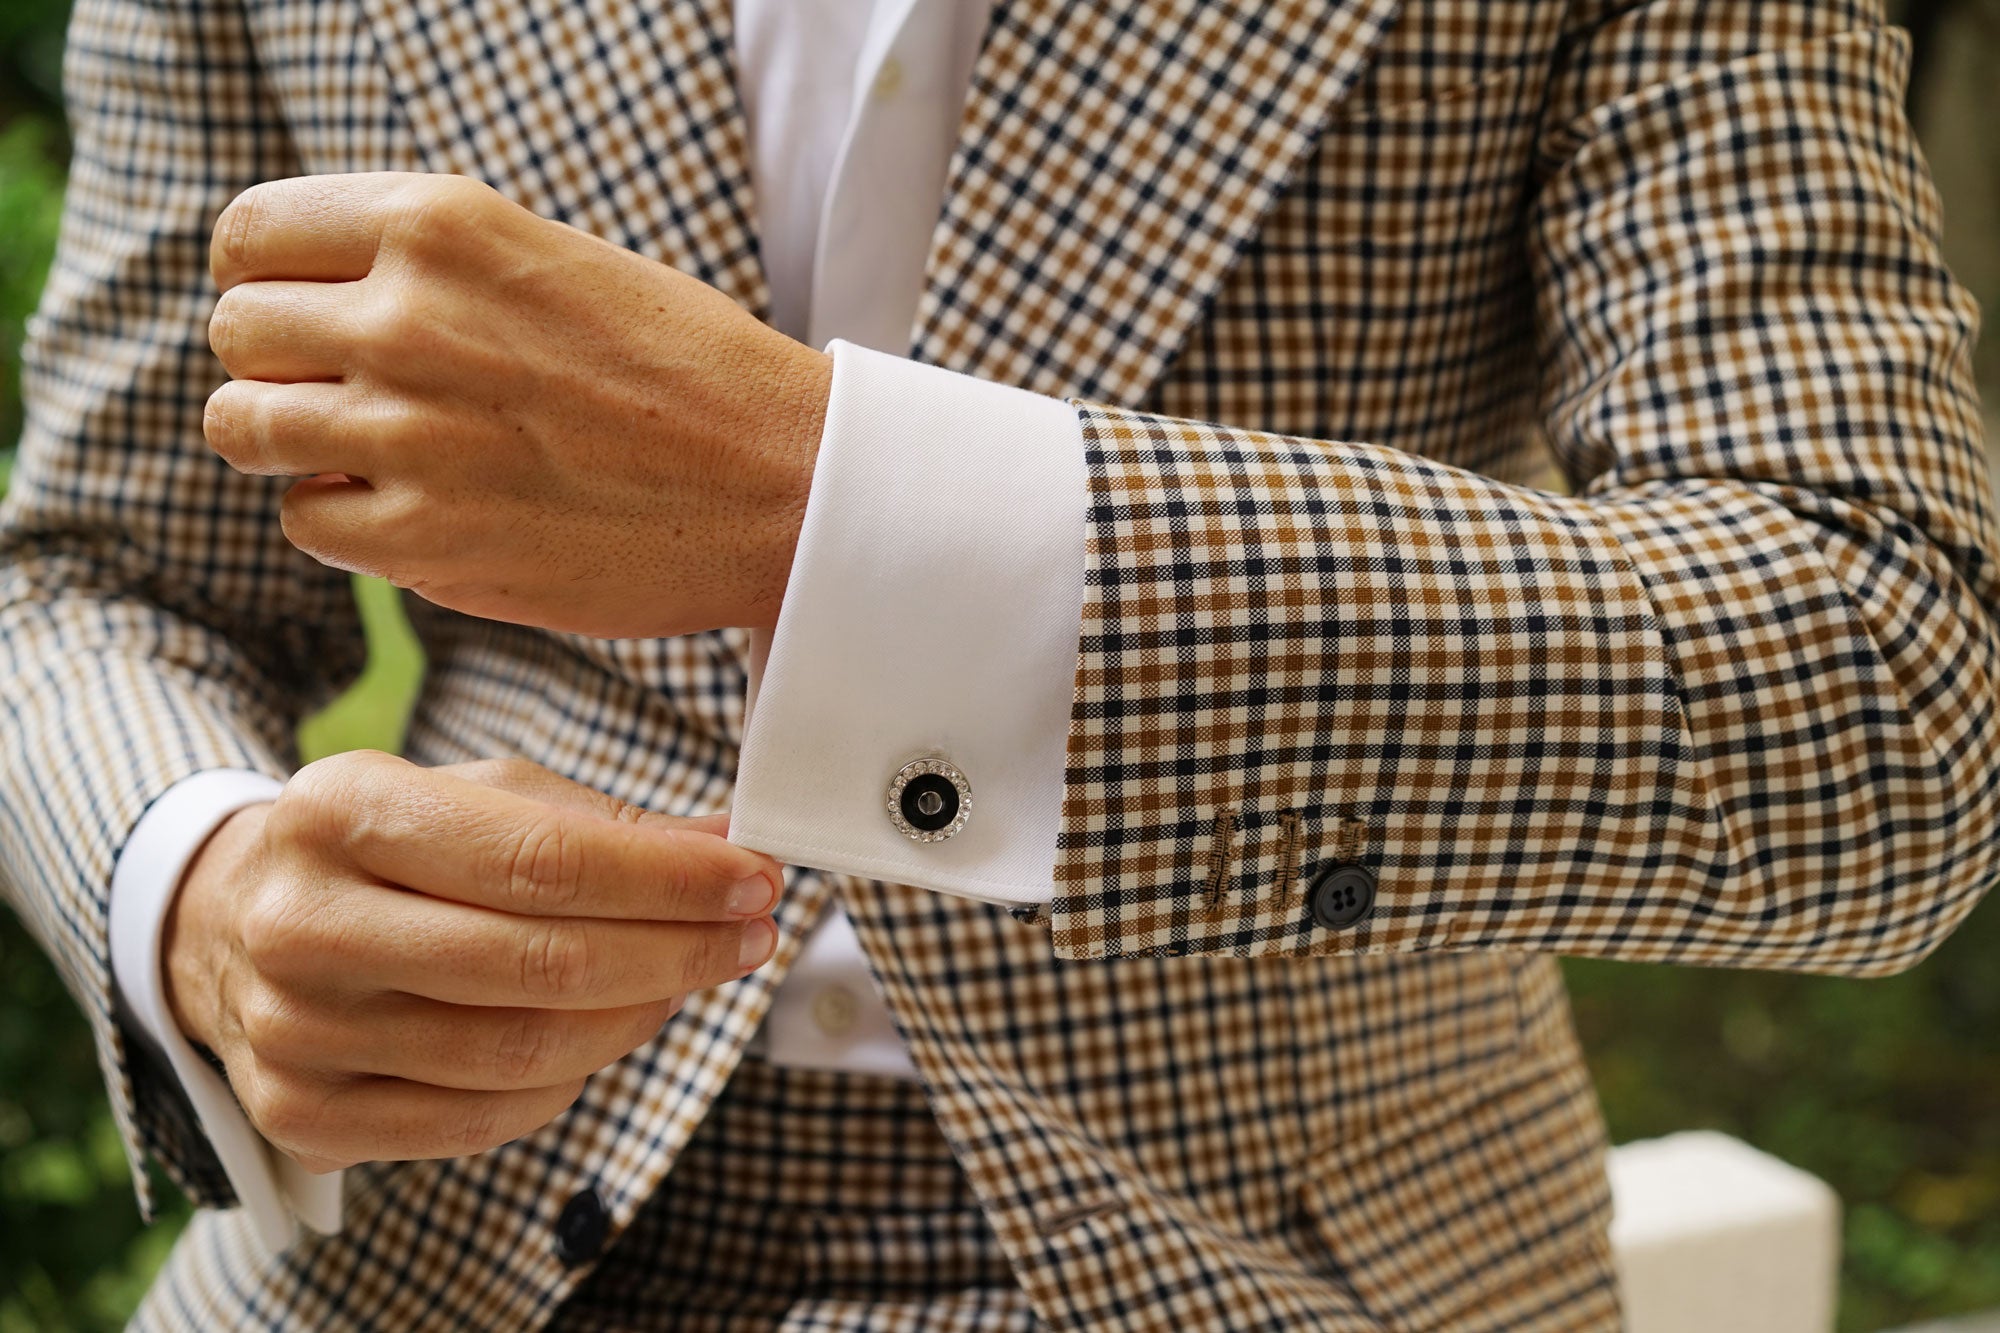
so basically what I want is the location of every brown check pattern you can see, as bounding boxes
[0,0,1987,1328]
[142,1056,1039,1331]
[542,1057,1037,1332]
[1044,3,2000,973]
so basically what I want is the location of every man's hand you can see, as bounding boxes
[203,172,831,638]
[160,751,783,1173]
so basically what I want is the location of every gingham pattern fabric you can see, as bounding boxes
[136,1057,1040,1332]
[0,0,1984,1328]
[545,1057,1038,1333]
[1036,2,2000,970]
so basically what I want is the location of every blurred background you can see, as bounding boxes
[1,1,1997,1329]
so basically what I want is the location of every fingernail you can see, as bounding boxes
[737,918,776,969]
[726,873,777,916]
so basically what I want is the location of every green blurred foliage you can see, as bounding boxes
[0,118,63,466]
[1,917,189,1332]
[0,0,65,480]
[1568,914,2000,1331]
[0,0,1995,1329]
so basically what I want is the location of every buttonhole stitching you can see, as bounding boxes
[1035,1196,1120,1237]
[1334,816,1366,864]
[1275,811,1304,904]
[1200,806,1239,915]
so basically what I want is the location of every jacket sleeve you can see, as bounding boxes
[0,0,363,1214]
[1047,1,2000,974]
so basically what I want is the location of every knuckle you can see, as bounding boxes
[247,387,282,450]
[382,176,496,274]
[207,293,243,365]
[497,756,542,784]
[208,383,285,472]
[452,756,545,798]
[213,186,263,282]
[375,477,439,548]
[508,816,583,913]
[237,885,310,969]
[678,929,734,993]
[518,920,592,1001]
[445,758,509,787]
[246,1072,315,1146]
[277,489,327,560]
[450,1095,512,1157]
[489,1012,558,1086]
[626,1000,677,1051]
[633,841,697,921]
[203,384,245,459]
[236,985,306,1059]
[293,483,421,582]
[385,176,494,261]
[280,750,405,858]
[362,288,425,359]
[278,755,354,841]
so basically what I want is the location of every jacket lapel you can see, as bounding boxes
[913,0,1404,406]
[356,0,769,317]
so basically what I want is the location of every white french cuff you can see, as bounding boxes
[110,768,345,1251]
[732,340,1086,906]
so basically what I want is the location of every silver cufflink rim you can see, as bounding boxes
[886,757,972,844]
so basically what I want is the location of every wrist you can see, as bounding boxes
[162,801,270,1054]
[747,342,830,632]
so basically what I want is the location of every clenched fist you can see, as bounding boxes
[161,752,783,1173]
[203,172,831,638]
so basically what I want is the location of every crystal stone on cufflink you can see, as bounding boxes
[886,758,972,843]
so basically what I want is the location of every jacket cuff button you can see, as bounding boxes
[1307,864,1377,930]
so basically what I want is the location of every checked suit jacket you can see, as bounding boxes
[3,0,1995,1327]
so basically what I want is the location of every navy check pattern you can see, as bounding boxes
[543,1058,1036,1333]
[0,0,1986,1328]
[1048,5,2000,977]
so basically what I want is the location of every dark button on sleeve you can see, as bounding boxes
[554,1187,609,1266]
[1307,864,1377,930]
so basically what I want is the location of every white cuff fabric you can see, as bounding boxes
[109,769,344,1250]
[733,341,1087,905]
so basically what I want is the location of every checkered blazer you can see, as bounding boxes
[2,0,1991,1327]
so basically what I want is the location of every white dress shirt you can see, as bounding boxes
[107,0,1085,1250]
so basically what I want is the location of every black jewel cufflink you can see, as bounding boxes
[887,758,971,843]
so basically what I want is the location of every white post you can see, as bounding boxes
[1608,1131,1842,1333]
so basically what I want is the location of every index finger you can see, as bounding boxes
[316,756,783,922]
[211,172,415,292]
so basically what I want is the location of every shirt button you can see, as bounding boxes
[1307,864,1377,930]
[812,986,860,1037]
[553,1186,609,1266]
[872,55,904,99]
[887,758,971,843]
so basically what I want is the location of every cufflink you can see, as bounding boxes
[887,758,971,843]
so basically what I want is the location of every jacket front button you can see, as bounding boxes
[1307,864,1377,930]
[553,1187,609,1266]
